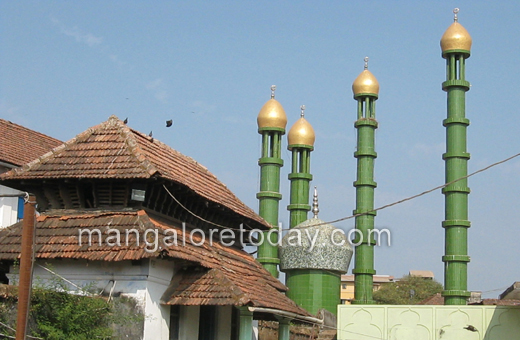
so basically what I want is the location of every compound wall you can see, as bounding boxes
[337,305,520,340]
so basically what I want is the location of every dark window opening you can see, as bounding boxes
[169,305,180,340]
[230,307,239,340]
[198,305,217,340]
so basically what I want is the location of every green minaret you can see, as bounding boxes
[440,8,472,305]
[286,105,314,228]
[283,106,315,310]
[351,57,379,305]
[282,106,350,316]
[256,85,287,278]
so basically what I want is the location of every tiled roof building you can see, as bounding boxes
[0,119,62,228]
[0,116,314,340]
[0,119,62,169]
[2,116,266,229]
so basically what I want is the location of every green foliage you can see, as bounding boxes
[373,275,443,305]
[0,281,144,339]
[30,286,112,340]
[0,300,9,328]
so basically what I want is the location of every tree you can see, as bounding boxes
[373,275,443,305]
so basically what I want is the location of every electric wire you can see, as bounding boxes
[315,151,520,227]
[480,285,511,294]
[162,184,251,232]
[0,321,44,340]
[290,316,387,340]
[165,152,520,232]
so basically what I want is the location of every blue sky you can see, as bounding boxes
[2,1,519,298]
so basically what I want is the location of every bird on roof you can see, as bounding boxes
[123,118,128,124]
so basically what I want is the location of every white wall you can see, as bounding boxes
[143,259,175,340]
[217,305,233,340]
[338,305,520,340]
[0,185,21,228]
[179,305,200,340]
[12,259,150,298]
[8,258,180,340]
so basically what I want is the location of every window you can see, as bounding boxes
[230,307,239,340]
[17,197,24,221]
[198,305,217,340]
[169,305,180,340]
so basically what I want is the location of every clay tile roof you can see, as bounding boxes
[0,209,308,316]
[1,115,268,228]
[160,267,309,316]
[0,119,62,167]
[480,299,520,306]
[417,293,444,305]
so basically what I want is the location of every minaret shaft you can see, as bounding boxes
[283,108,327,314]
[352,94,378,305]
[442,51,471,305]
[288,148,312,228]
[257,129,284,277]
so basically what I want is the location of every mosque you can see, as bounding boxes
[253,8,520,340]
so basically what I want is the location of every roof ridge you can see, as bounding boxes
[130,128,217,178]
[109,116,159,177]
[207,268,251,304]
[4,116,159,179]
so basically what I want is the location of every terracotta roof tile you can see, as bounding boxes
[0,210,307,316]
[479,299,520,306]
[0,119,62,167]
[1,116,268,228]
[417,294,520,306]
[417,293,444,305]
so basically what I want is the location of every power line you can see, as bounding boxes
[162,184,249,232]
[317,151,520,227]
[163,152,520,233]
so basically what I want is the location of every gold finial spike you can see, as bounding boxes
[364,56,369,70]
[453,8,459,22]
[300,105,305,118]
[312,186,319,218]
[270,85,276,99]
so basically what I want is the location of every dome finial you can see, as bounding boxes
[352,58,379,96]
[287,105,315,148]
[440,8,472,55]
[312,186,319,218]
[257,85,287,129]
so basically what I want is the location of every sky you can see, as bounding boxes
[1,1,519,299]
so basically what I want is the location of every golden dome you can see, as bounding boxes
[440,22,472,52]
[441,9,472,53]
[257,86,287,129]
[288,108,315,148]
[352,69,379,96]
